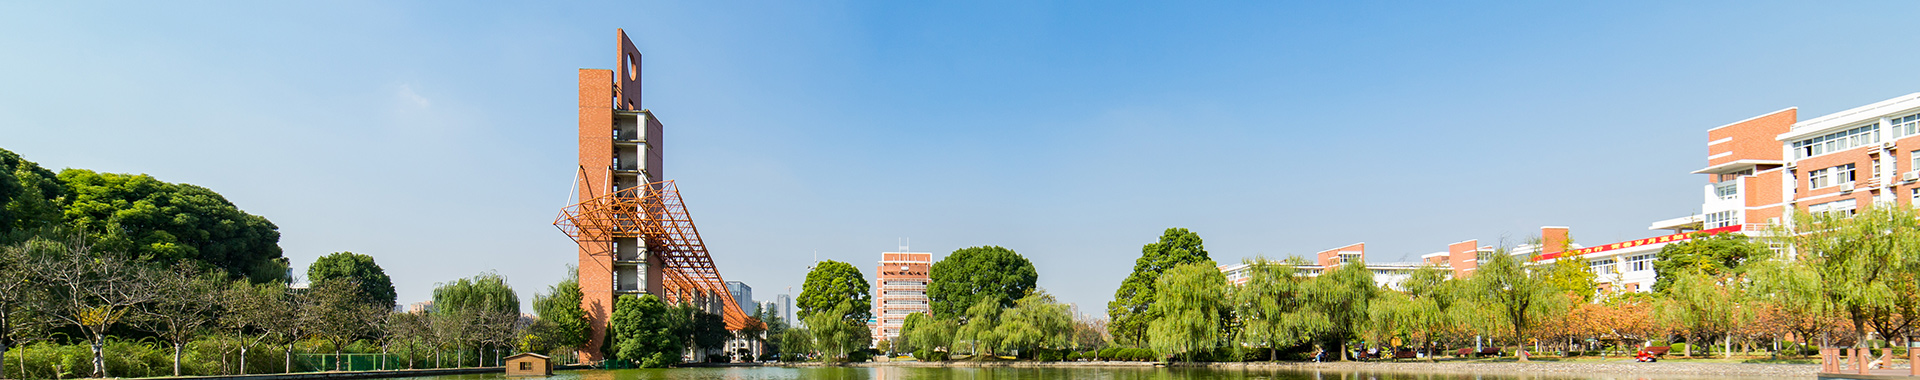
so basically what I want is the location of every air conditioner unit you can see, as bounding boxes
[1882,141,1897,150]
[1841,182,1856,192]
[1905,171,1919,182]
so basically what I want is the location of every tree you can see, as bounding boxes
[685,310,731,362]
[58,169,286,282]
[609,294,682,368]
[1308,260,1377,361]
[135,263,227,376]
[531,266,588,359]
[928,246,1037,319]
[798,260,871,322]
[308,251,397,309]
[0,236,54,377]
[0,148,66,241]
[802,301,868,361]
[1542,255,1598,302]
[21,235,159,378]
[1464,248,1565,362]
[219,279,287,374]
[308,278,384,371]
[433,272,520,367]
[779,327,812,361]
[1234,257,1331,361]
[1773,206,1920,355]
[998,290,1072,355]
[901,312,955,358]
[955,296,1004,356]
[1654,233,1770,293]
[1147,261,1228,361]
[1110,228,1211,347]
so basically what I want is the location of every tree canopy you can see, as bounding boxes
[307,251,397,309]
[432,272,520,316]
[59,169,286,282]
[1146,261,1228,361]
[532,266,589,351]
[928,245,1037,319]
[0,148,66,240]
[1109,227,1210,347]
[798,260,871,322]
[1653,233,1770,293]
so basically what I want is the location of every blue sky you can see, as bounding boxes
[4,1,1918,315]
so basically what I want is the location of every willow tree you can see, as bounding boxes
[955,296,1004,356]
[1466,248,1565,362]
[1308,259,1376,361]
[999,290,1072,355]
[1147,261,1228,362]
[1775,206,1920,351]
[1110,228,1210,347]
[1233,257,1329,361]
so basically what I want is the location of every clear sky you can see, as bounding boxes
[4,1,1919,315]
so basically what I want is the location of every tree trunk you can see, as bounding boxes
[89,334,107,378]
[334,347,343,371]
[286,342,295,373]
[174,341,185,376]
[240,345,249,375]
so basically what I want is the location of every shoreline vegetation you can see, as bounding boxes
[776,360,1819,377]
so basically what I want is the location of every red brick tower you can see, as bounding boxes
[574,29,664,362]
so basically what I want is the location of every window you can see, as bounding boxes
[1810,199,1859,216]
[1893,113,1920,138]
[1913,188,1919,202]
[1589,258,1617,275]
[1705,210,1738,229]
[1627,254,1655,272]
[1792,123,1881,159]
[1874,158,1883,178]
[1811,164,1856,189]
[1715,181,1739,200]
[520,362,532,371]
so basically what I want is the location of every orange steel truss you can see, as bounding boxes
[555,179,758,330]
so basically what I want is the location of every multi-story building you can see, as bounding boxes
[726,281,757,315]
[1222,92,1920,295]
[870,252,931,343]
[774,294,794,325]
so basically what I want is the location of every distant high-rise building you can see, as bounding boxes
[871,252,932,342]
[726,281,757,315]
[775,294,794,325]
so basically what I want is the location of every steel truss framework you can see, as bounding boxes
[555,179,757,330]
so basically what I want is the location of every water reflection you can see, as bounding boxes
[386,367,1774,380]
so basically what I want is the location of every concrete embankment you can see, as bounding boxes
[1193,361,1821,378]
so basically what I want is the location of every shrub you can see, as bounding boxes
[1671,343,1690,354]
[1066,351,1082,361]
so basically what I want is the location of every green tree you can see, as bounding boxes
[998,290,1072,355]
[1653,233,1770,293]
[531,266,589,356]
[307,278,384,371]
[0,148,66,241]
[1233,257,1330,361]
[608,294,683,367]
[1464,248,1565,362]
[1308,260,1376,361]
[433,272,521,367]
[1541,254,1598,302]
[955,296,1004,356]
[58,169,287,282]
[1652,271,1750,357]
[928,246,1037,319]
[902,312,955,358]
[1147,261,1228,362]
[1774,206,1920,353]
[1109,228,1211,347]
[802,301,869,362]
[308,251,397,309]
[798,260,872,322]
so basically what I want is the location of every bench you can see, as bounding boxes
[1475,347,1503,357]
[1639,346,1670,357]
[1392,350,1418,359]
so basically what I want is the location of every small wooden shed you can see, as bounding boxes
[504,353,552,376]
